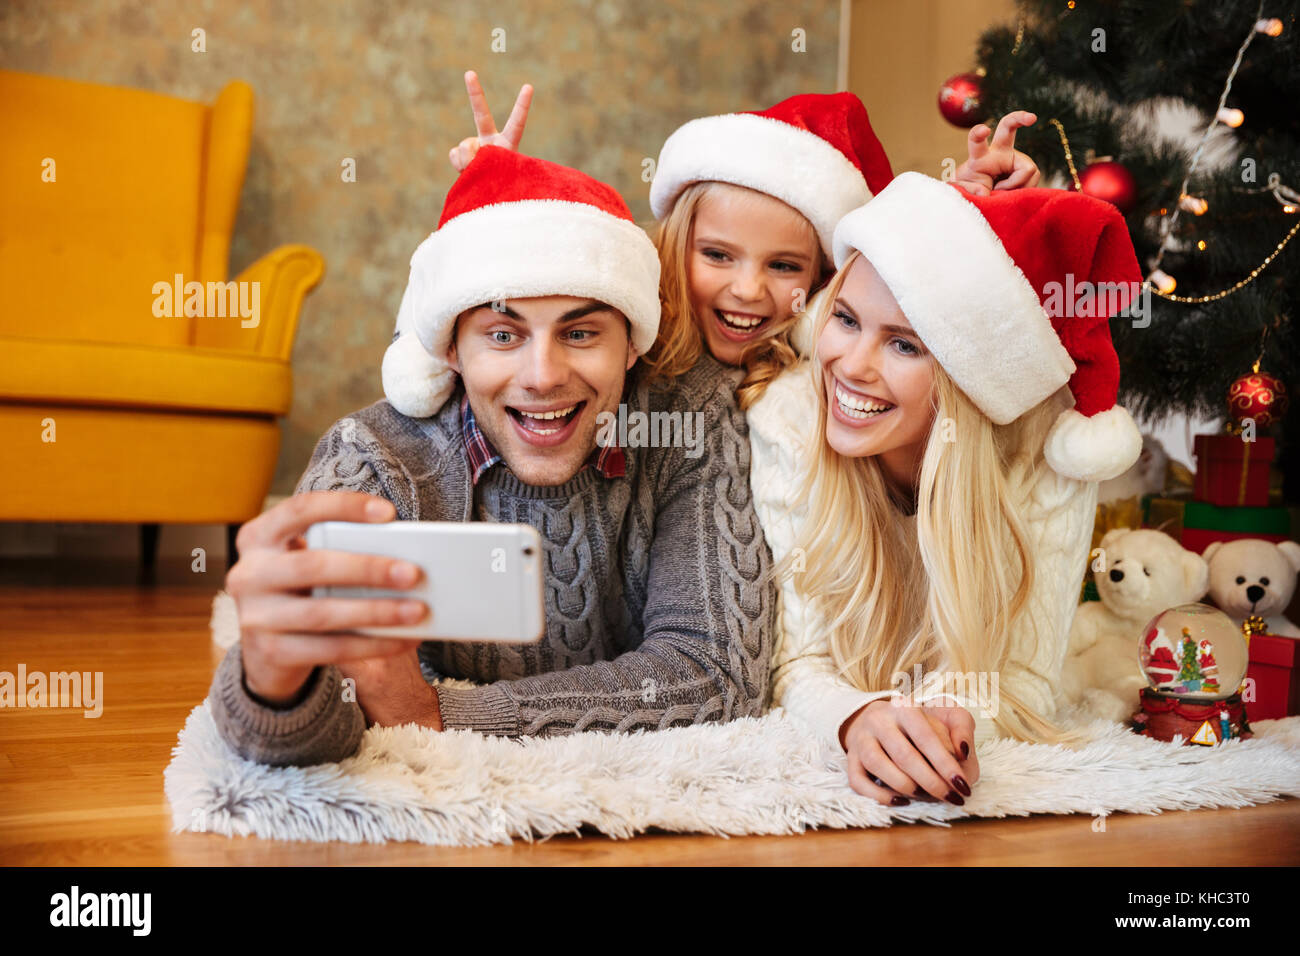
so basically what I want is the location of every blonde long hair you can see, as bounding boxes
[781,251,1078,744]
[640,181,829,409]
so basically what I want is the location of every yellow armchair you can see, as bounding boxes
[0,70,324,560]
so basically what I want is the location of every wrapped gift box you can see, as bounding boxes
[1245,632,1300,721]
[1095,495,1143,540]
[1193,434,1274,507]
[1141,492,1192,541]
[1180,500,1291,554]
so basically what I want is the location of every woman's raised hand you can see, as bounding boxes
[953,110,1042,196]
[448,70,533,172]
[839,697,980,806]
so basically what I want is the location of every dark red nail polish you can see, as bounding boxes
[891,796,910,806]
[953,775,972,797]
[961,741,970,760]
[913,787,927,797]
[945,790,965,806]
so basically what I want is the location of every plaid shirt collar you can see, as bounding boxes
[460,394,626,485]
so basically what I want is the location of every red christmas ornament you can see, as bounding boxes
[1228,369,1288,428]
[1078,160,1137,213]
[938,72,984,128]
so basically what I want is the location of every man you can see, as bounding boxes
[210,146,776,766]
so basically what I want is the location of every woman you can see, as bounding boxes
[748,171,1145,806]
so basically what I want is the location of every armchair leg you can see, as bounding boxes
[140,523,161,569]
[227,523,240,568]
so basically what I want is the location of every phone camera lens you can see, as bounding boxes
[523,546,535,556]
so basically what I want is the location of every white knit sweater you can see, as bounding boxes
[747,360,1097,751]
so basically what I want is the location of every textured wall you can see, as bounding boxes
[0,0,840,494]
[849,0,1016,176]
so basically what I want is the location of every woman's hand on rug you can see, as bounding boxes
[953,111,1041,196]
[338,650,444,731]
[448,70,533,172]
[228,491,429,707]
[840,698,979,807]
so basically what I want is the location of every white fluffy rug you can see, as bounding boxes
[169,593,1300,845]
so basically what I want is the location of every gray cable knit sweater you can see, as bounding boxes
[209,355,777,766]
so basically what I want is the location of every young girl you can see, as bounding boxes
[384,71,1040,416]
[748,171,1145,806]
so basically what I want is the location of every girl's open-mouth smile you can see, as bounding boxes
[713,308,771,342]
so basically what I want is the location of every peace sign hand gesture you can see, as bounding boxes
[448,70,534,172]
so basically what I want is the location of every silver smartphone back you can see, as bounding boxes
[305,520,545,642]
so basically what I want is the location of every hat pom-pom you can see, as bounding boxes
[381,331,455,419]
[1044,405,1143,483]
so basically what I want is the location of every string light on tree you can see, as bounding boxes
[1254,17,1283,35]
[1235,172,1300,210]
[1153,219,1300,303]
[1149,269,1177,295]
[1141,2,1281,294]
[1217,107,1245,128]
[1179,194,1209,216]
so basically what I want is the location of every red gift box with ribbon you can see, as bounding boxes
[1193,434,1274,507]
[1245,632,1300,721]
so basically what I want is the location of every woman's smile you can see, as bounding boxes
[831,377,896,425]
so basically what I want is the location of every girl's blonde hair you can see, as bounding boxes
[779,251,1080,745]
[640,181,829,410]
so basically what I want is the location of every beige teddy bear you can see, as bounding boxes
[1204,538,1300,637]
[1060,528,1210,721]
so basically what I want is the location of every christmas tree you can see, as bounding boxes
[971,0,1300,500]
[1177,628,1204,686]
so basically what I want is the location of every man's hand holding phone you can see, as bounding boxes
[227,491,429,708]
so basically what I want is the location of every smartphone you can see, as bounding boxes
[304,520,545,643]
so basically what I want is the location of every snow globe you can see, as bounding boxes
[1134,603,1252,745]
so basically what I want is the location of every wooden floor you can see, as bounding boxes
[2,556,1298,866]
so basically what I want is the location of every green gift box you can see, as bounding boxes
[1180,501,1292,553]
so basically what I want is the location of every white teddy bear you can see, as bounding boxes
[1203,538,1300,637]
[1060,528,1210,721]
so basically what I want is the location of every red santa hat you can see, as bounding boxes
[830,171,1144,483]
[648,92,895,258]
[382,146,661,418]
